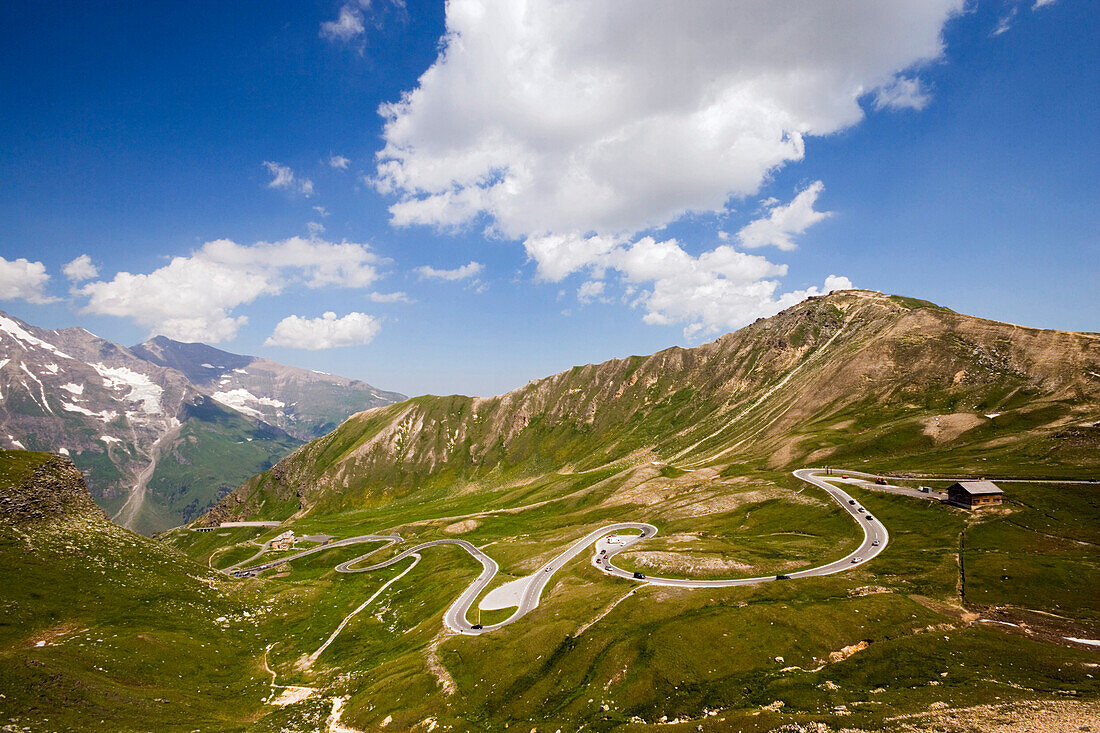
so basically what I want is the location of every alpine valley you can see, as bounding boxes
[2,290,1097,732]
[0,310,404,534]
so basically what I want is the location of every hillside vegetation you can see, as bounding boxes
[0,450,321,731]
[205,290,1099,524]
[5,289,1098,732]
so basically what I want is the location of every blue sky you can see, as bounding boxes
[0,1,1095,397]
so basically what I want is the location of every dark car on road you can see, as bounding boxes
[776,574,791,580]
[471,624,483,630]
[848,500,856,505]
[633,572,646,579]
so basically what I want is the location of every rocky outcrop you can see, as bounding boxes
[0,452,105,526]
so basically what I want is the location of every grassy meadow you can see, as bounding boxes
[157,462,1100,731]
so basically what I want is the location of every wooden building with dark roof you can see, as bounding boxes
[946,480,1003,509]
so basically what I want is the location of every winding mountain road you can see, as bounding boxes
[226,468,889,635]
[595,468,887,588]
[221,533,402,576]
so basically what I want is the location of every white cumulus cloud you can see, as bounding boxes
[577,280,605,305]
[63,254,99,282]
[320,4,365,42]
[737,182,832,251]
[263,161,314,197]
[0,256,56,304]
[526,233,853,340]
[265,311,380,350]
[414,261,483,281]
[873,77,932,111]
[76,236,383,342]
[372,0,959,334]
[329,155,351,169]
[368,291,412,303]
[374,0,961,239]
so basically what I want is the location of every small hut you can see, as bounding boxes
[270,530,295,550]
[946,481,1003,509]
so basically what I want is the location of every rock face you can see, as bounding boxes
[0,311,402,533]
[0,451,104,526]
[206,290,1100,523]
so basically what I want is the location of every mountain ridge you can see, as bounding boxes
[203,289,1099,524]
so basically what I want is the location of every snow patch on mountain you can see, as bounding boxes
[62,401,119,422]
[21,363,55,415]
[91,364,164,415]
[0,315,74,360]
[60,383,84,396]
[212,388,285,419]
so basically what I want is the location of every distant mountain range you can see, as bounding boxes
[0,311,404,533]
[130,335,405,441]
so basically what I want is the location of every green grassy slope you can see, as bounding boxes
[144,397,302,529]
[166,290,1099,730]
[166,468,1100,732]
[203,290,1099,526]
[0,451,280,731]
[5,287,1099,731]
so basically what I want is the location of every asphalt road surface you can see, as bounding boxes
[595,469,888,588]
[221,533,401,576]
[225,468,888,634]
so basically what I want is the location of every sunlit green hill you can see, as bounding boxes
[205,290,1099,524]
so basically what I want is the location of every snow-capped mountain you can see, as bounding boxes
[131,336,405,440]
[0,311,404,533]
